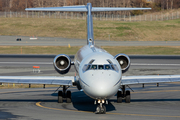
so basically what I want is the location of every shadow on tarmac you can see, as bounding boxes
[51,91,116,112]
[1,89,180,113]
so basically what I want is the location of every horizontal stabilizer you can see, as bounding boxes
[26,6,151,12]
[92,7,151,12]
[25,6,88,12]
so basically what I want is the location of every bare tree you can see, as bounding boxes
[161,0,165,10]
[1,0,179,12]
[0,0,2,11]
[170,0,173,9]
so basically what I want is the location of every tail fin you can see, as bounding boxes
[26,3,151,46]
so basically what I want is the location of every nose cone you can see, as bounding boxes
[83,71,121,99]
[91,82,114,99]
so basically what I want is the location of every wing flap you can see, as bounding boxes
[0,76,74,86]
[121,75,180,85]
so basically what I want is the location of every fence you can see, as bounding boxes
[0,11,179,22]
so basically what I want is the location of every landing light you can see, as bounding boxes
[97,100,105,103]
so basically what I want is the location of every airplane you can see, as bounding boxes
[1,3,180,114]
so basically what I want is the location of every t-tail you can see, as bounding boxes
[26,3,151,46]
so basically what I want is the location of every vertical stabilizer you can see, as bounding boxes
[86,3,94,46]
[25,3,151,46]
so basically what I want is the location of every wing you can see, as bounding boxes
[0,76,75,86]
[121,75,180,85]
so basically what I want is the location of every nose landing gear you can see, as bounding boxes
[95,100,107,114]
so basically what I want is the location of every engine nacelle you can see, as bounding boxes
[53,54,72,74]
[114,54,130,73]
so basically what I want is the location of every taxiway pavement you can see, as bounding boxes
[0,55,180,119]
[1,35,180,46]
[1,84,180,120]
[0,55,180,76]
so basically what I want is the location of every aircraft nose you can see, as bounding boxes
[88,72,119,98]
[81,70,121,99]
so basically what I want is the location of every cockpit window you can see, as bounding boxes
[82,60,119,72]
[98,65,104,70]
[86,65,91,70]
[111,65,115,70]
[89,59,95,64]
[83,64,88,71]
[105,65,111,70]
[91,65,97,70]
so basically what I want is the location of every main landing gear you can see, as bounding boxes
[95,100,107,114]
[58,86,71,103]
[117,85,131,103]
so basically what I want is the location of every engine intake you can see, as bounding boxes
[53,54,71,74]
[114,54,130,73]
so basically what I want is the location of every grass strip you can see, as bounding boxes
[0,46,180,55]
[0,18,180,41]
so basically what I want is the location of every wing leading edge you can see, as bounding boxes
[121,75,180,85]
[0,76,75,86]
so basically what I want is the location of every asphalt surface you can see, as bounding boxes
[1,35,180,46]
[1,55,180,119]
[0,55,180,76]
[1,84,180,120]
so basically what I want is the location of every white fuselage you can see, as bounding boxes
[74,45,122,100]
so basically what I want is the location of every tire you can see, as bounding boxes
[58,91,63,103]
[117,91,122,103]
[66,90,71,103]
[125,90,131,103]
[96,105,101,114]
[102,105,106,114]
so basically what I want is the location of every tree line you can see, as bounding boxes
[0,0,179,13]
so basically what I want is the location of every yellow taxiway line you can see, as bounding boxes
[1,88,180,117]
[36,102,180,118]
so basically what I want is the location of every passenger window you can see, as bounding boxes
[91,65,97,70]
[105,65,111,70]
[98,65,104,70]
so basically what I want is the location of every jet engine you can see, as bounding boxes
[114,54,130,73]
[53,54,72,74]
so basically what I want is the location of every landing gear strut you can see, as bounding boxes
[117,85,131,103]
[95,100,107,114]
[58,86,71,103]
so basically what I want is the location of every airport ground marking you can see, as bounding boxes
[133,90,180,94]
[36,102,180,118]
[1,88,180,117]
[36,102,92,113]
[0,88,55,94]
